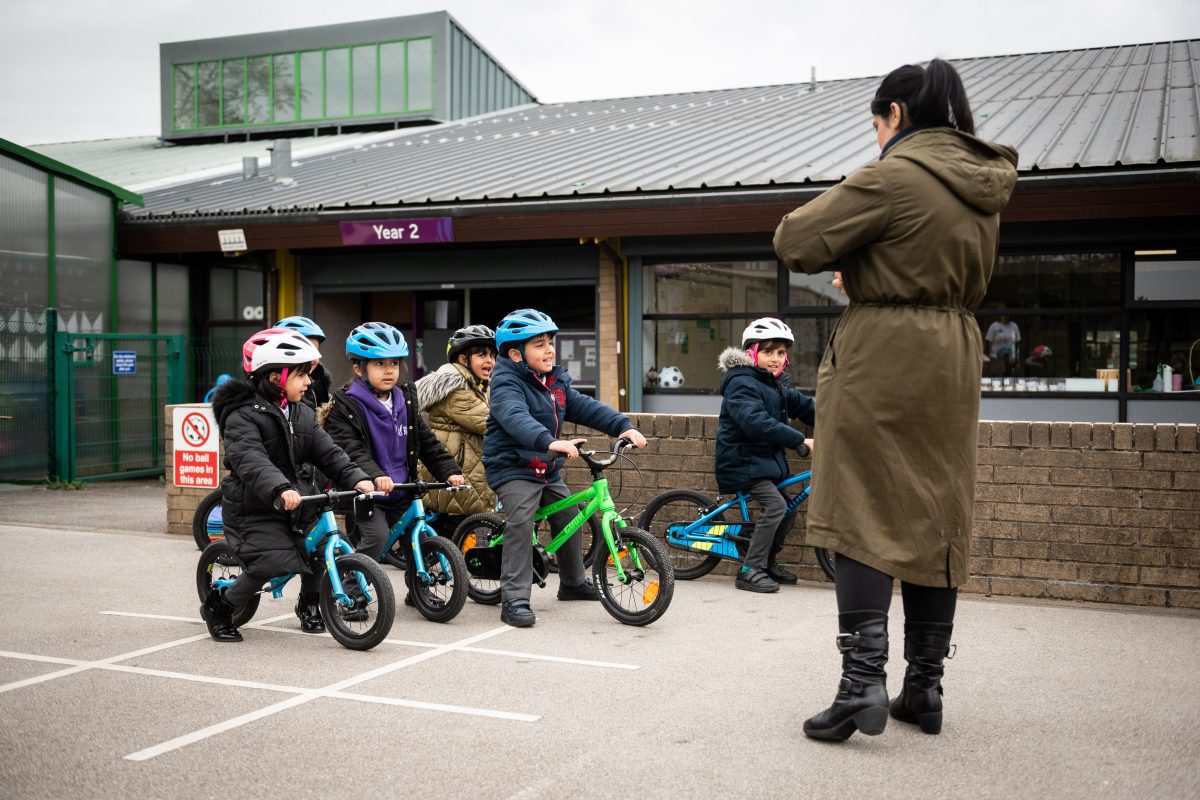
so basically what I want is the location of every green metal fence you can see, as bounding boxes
[0,306,185,483]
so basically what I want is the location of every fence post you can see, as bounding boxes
[51,328,75,482]
[44,308,58,481]
[167,335,186,403]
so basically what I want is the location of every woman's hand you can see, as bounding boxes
[619,428,648,448]
[374,475,395,493]
[832,271,847,296]
[355,480,376,494]
[549,437,587,459]
[448,474,467,487]
[279,489,301,510]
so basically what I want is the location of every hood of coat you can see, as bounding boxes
[212,378,260,428]
[886,128,1018,215]
[493,354,571,388]
[718,346,783,392]
[718,346,754,373]
[416,362,475,412]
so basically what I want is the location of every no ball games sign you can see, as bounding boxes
[173,407,220,489]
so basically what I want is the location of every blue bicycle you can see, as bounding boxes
[195,489,396,650]
[348,481,470,623]
[638,468,836,582]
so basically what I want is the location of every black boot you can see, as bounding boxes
[890,621,954,734]
[199,588,243,643]
[803,610,889,741]
[294,591,325,633]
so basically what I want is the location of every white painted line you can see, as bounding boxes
[125,625,515,762]
[0,650,82,667]
[327,691,539,722]
[100,611,202,623]
[458,646,640,670]
[0,665,91,695]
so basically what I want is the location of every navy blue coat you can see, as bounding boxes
[483,357,633,489]
[714,347,816,494]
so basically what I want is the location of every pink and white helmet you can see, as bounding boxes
[242,328,321,374]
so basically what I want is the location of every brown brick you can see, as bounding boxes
[1079,451,1142,469]
[1049,505,1110,525]
[1010,421,1031,447]
[973,501,995,521]
[994,503,1052,522]
[972,556,1022,577]
[977,423,991,448]
[978,447,1021,466]
[992,539,1049,559]
[991,421,1012,447]
[1133,424,1156,450]
[703,416,719,439]
[1113,508,1171,528]
[1050,422,1071,447]
[1048,468,1111,487]
[1154,424,1177,451]
[976,465,994,483]
[959,576,989,594]
[994,465,1049,484]
[1066,525,1138,546]
[1112,423,1134,450]
[1176,425,1197,453]
[1135,548,1171,567]
[1075,487,1143,507]
[1111,469,1171,489]
[1021,561,1079,581]
[1043,582,1107,602]
[1141,490,1200,511]
[1090,424,1113,450]
[1077,563,1139,584]
[1139,566,1200,588]
[1048,543,1136,565]
[1069,423,1092,449]
[1169,511,1200,531]
[671,415,691,439]
[974,518,1018,538]
[1019,449,1083,468]
[988,577,1048,598]
[970,537,993,556]
[1030,422,1051,448]
[976,483,1020,502]
[1169,549,1200,568]
[1019,521,1078,542]
[1144,452,1200,472]
[1020,486,1081,506]
[1100,586,1168,606]
[1175,473,1200,490]
[1140,528,1198,547]
[1167,589,1200,609]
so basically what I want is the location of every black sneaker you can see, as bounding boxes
[735,566,780,593]
[765,563,799,584]
[500,599,536,627]
[557,578,601,601]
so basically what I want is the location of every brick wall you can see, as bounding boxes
[164,404,1199,608]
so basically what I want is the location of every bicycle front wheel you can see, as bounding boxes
[320,553,396,651]
[638,489,722,580]
[195,540,259,627]
[191,489,224,550]
[815,547,836,582]
[407,536,469,623]
[452,513,505,605]
[593,527,674,626]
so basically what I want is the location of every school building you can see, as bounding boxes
[3,12,1199,481]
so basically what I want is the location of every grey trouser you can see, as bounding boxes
[353,502,408,562]
[225,568,319,609]
[496,478,587,603]
[744,480,788,570]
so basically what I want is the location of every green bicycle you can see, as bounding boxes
[452,440,674,626]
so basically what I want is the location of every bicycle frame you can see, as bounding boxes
[665,470,812,558]
[383,496,451,583]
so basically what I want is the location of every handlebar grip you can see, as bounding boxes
[273,496,285,511]
[795,442,810,458]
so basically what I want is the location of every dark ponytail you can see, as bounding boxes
[870,58,975,135]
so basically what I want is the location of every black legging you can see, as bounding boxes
[834,553,957,623]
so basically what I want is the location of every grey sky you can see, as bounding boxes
[1,0,1197,146]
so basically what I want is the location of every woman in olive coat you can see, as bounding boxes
[773,59,1017,741]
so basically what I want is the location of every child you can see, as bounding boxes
[274,315,332,408]
[319,322,465,576]
[715,317,815,593]
[416,324,499,535]
[203,328,374,643]
[483,308,647,627]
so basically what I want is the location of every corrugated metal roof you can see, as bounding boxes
[118,39,1200,218]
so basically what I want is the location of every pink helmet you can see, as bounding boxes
[241,327,320,374]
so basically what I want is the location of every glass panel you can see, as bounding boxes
[788,270,847,307]
[407,38,433,110]
[299,50,323,120]
[642,318,742,393]
[55,181,111,331]
[379,41,405,113]
[117,260,152,331]
[977,313,1120,392]
[246,56,271,124]
[221,59,245,126]
[273,53,296,121]
[197,61,220,127]
[324,48,350,118]
[209,268,234,320]
[0,153,49,310]
[172,64,195,130]
[352,45,376,116]
[1134,257,1200,301]
[644,261,777,314]
[156,264,189,336]
[983,252,1120,309]
[237,269,265,323]
[1129,309,1200,391]
[782,316,840,391]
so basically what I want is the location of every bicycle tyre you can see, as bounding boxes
[320,552,396,651]
[593,526,674,626]
[815,547,836,582]
[638,489,723,580]
[191,489,224,551]
[452,513,505,605]
[195,540,259,627]
[407,536,469,623]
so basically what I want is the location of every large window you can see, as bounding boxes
[171,37,435,132]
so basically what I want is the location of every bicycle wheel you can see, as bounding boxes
[191,489,224,550]
[195,540,259,627]
[815,547,836,582]
[320,552,396,651]
[593,526,674,626]
[536,512,602,571]
[638,489,723,580]
[407,536,469,623]
[452,513,504,605]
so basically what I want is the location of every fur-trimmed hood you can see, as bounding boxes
[211,378,259,429]
[415,362,480,412]
[717,347,754,373]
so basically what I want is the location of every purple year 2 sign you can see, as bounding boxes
[339,217,454,245]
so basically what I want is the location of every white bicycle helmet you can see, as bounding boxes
[244,328,321,374]
[741,317,794,348]
[658,365,685,388]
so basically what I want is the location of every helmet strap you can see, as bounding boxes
[746,342,760,365]
[279,367,290,408]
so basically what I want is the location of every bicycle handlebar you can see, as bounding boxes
[384,481,470,494]
[546,438,634,470]
[273,488,363,511]
[795,442,810,458]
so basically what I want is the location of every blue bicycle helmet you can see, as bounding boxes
[346,322,409,360]
[495,309,558,353]
[274,315,326,341]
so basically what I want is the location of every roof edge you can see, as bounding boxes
[1,137,144,207]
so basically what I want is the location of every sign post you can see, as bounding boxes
[173,406,220,489]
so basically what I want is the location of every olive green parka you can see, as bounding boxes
[415,361,496,515]
[773,127,1018,587]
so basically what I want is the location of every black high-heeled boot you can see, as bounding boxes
[803,610,889,741]
[294,591,325,633]
[199,587,243,643]
[890,621,954,734]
